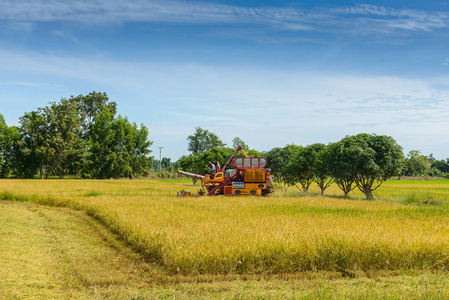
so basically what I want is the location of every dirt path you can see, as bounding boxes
[0,201,158,299]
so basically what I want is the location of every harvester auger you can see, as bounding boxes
[177,146,274,196]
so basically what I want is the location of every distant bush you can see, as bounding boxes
[403,192,442,206]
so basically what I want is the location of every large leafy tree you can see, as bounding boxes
[19,109,55,179]
[0,114,21,178]
[128,121,152,178]
[72,91,117,140]
[313,144,334,195]
[349,133,404,200]
[232,137,249,150]
[187,127,225,156]
[8,91,150,179]
[265,144,302,184]
[432,158,449,174]
[283,143,328,193]
[87,110,152,179]
[325,140,358,198]
[18,100,82,179]
[86,109,114,178]
[403,150,430,176]
[67,91,117,174]
[328,134,404,200]
[45,99,82,179]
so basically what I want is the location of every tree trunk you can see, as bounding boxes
[45,165,51,179]
[364,190,374,200]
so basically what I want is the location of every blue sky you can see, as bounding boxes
[1,0,449,160]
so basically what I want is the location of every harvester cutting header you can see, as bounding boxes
[178,146,274,196]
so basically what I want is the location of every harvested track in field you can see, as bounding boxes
[0,201,161,299]
[3,178,449,299]
[2,201,449,299]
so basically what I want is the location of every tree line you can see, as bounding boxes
[2,94,449,187]
[176,128,449,200]
[0,92,152,179]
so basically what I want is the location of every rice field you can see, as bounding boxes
[2,178,449,276]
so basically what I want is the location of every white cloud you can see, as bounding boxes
[1,48,449,159]
[0,81,40,87]
[0,1,447,37]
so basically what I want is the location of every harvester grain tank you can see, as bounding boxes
[177,146,274,196]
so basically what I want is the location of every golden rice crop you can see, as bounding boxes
[2,179,449,275]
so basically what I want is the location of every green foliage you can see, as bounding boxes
[0,114,21,178]
[265,144,302,183]
[284,145,317,192]
[187,127,225,156]
[432,158,449,174]
[402,192,442,206]
[400,151,449,178]
[46,99,83,178]
[279,143,333,194]
[329,134,404,200]
[71,91,117,139]
[153,157,173,171]
[403,150,431,176]
[288,134,404,200]
[313,144,334,195]
[232,137,249,150]
[18,109,53,179]
[18,98,84,179]
[325,140,357,197]
[87,111,152,179]
[178,146,261,176]
[9,92,152,179]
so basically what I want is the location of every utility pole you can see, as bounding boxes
[158,146,163,171]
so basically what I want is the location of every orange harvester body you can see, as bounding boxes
[177,146,274,196]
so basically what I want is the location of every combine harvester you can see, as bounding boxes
[177,146,274,196]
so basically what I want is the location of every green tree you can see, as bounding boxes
[129,123,152,178]
[178,155,202,184]
[264,147,284,181]
[86,109,115,178]
[326,140,357,198]
[72,91,117,140]
[284,145,321,192]
[232,137,249,150]
[432,158,449,174]
[19,109,55,179]
[187,127,225,156]
[336,134,404,200]
[403,150,430,176]
[87,111,151,179]
[154,157,173,171]
[265,144,302,184]
[18,99,82,179]
[313,144,334,195]
[45,99,82,179]
[0,114,21,178]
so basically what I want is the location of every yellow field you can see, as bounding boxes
[1,179,449,277]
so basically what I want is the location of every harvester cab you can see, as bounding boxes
[177,146,274,196]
